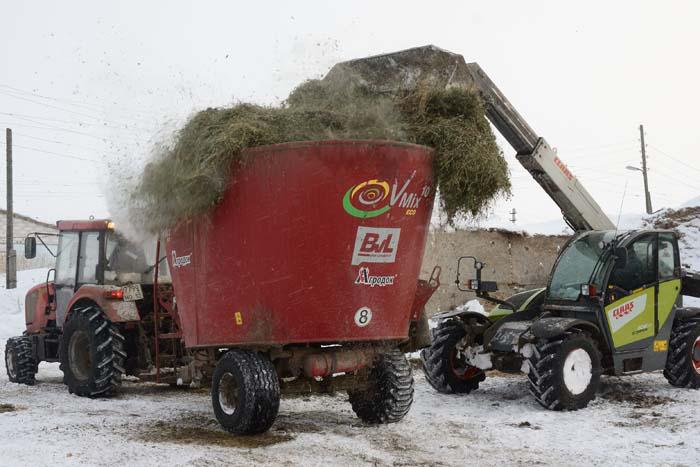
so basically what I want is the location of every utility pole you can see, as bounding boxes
[6,128,16,289]
[509,208,517,224]
[639,124,653,214]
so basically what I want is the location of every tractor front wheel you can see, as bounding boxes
[526,333,601,410]
[663,317,700,388]
[348,348,414,424]
[211,349,281,435]
[421,320,485,394]
[5,336,37,385]
[59,306,126,397]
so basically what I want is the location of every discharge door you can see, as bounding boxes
[604,234,658,351]
[604,233,682,354]
[54,232,79,326]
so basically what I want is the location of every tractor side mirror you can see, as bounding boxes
[613,246,627,269]
[24,237,36,259]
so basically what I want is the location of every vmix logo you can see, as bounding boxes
[352,227,400,265]
[355,267,396,287]
[342,172,431,218]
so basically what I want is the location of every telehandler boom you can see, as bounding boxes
[325,45,615,231]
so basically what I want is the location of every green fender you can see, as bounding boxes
[489,288,546,322]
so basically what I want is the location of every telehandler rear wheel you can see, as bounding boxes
[5,336,37,385]
[348,348,414,424]
[421,320,485,394]
[59,306,126,397]
[211,349,280,435]
[663,318,700,389]
[527,333,601,410]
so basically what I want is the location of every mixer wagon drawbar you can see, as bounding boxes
[5,140,440,434]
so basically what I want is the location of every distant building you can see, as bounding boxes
[0,210,58,272]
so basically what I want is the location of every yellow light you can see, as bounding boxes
[107,221,116,230]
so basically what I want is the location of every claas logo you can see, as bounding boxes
[613,301,634,319]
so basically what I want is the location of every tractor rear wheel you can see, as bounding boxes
[59,306,126,397]
[663,318,700,388]
[5,336,37,385]
[421,320,485,394]
[348,348,414,424]
[526,333,601,410]
[211,349,280,435]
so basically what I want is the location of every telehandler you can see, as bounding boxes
[331,45,700,409]
[423,232,700,409]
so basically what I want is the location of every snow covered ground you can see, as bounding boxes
[2,270,700,466]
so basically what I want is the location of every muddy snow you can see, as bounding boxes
[2,270,700,466]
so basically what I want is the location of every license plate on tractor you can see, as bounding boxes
[122,284,144,301]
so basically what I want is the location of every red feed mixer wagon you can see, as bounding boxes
[5,140,441,434]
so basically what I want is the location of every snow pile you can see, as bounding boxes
[0,269,48,341]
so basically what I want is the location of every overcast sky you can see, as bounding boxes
[1,0,698,232]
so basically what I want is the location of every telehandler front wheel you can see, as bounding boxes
[663,318,700,389]
[348,348,414,424]
[59,306,126,397]
[5,336,37,385]
[421,320,485,394]
[211,349,280,435]
[527,333,601,411]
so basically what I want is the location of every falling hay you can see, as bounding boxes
[131,78,510,232]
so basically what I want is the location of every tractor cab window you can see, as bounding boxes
[548,231,616,301]
[658,233,678,281]
[77,231,100,284]
[54,232,79,286]
[608,234,657,294]
[104,232,152,283]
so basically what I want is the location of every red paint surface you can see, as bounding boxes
[166,140,435,348]
[25,282,55,332]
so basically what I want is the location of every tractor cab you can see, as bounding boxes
[24,219,165,328]
[544,229,683,370]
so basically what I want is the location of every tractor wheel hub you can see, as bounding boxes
[68,330,91,382]
[218,372,240,416]
[692,336,700,375]
[5,347,16,379]
[563,348,592,395]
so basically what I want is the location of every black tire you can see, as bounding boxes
[663,318,700,388]
[420,320,485,394]
[5,336,37,385]
[59,306,126,397]
[527,333,601,411]
[348,348,414,424]
[211,349,280,435]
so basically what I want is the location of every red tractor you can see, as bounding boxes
[4,140,439,434]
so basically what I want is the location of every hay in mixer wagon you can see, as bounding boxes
[131,75,511,233]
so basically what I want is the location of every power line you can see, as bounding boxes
[0,142,106,164]
[0,83,167,120]
[0,88,156,131]
[10,132,117,154]
[647,144,700,174]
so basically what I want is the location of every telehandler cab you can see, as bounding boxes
[421,229,700,410]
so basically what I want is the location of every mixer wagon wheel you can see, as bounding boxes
[211,349,281,435]
[348,348,414,424]
[59,306,126,397]
[4,336,37,385]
